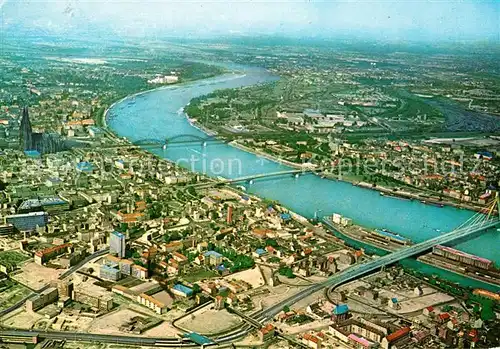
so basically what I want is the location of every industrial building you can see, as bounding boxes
[72,283,113,312]
[26,287,58,312]
[433,245,493,270]
[99,264,121,281]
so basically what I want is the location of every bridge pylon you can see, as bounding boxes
[497,192,500,220]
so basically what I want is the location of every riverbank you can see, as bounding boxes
[355,181,494,214]
[101,66,489,217]
[322,217,500,291]
[101,71,246,130]
[228,140,309,170]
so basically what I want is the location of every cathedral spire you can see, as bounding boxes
[20,106,33,151]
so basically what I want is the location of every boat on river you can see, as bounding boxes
[421,200,444,208]
[380,192,413,201]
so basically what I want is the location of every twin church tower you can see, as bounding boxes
[19,107,65,154]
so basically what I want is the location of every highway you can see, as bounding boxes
[187,169,313,189]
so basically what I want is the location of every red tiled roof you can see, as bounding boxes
[386,327,410,343]
[439,313,450,321]
[35,243,71,257]
[260,323,274,335]
[303,333,321,343]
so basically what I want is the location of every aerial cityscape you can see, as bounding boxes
[0,1,499,348]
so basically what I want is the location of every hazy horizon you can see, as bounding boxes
[1,0,498,44]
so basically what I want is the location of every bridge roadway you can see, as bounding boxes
[97,138,228,150]
[1,220,497,347]
[187,169,315,189]
[216,169,319,185]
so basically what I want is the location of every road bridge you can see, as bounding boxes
[227,307,263,329]
[92,135,233,151]
[213,201,499,344]
[189,168,322,189]
[257,212,499,322]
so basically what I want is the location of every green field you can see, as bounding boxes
[0,250,31,268]
[182,269,219,283]
[0,280,32,311]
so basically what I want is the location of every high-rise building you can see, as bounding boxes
[109,231,126,258]
[57,280,74,299]
[227,206,233,225]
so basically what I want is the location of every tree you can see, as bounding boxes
[278,267,295,279]
[480,301,495,321]
[283,305,290,313]
[192,284,201,294]
[266,238,279,248]
[118,223,128,232]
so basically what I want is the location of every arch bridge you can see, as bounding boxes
[99,135,232,150]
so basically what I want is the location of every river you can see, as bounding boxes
[106,64,499,290]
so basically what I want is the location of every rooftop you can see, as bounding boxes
[172,284,193,295]
[184,332,213,345]
[386,327,410,343]
[19,197,67,210]
[204,250,223,258]
[333,304,349,315]
[112,231,125,239]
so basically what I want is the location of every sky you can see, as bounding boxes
[1,0,498,42]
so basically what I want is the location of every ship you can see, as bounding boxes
[420,200,444,208]
[374,228,410,243]
[380,192,413,201]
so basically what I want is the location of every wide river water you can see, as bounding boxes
[107,64,499,290]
